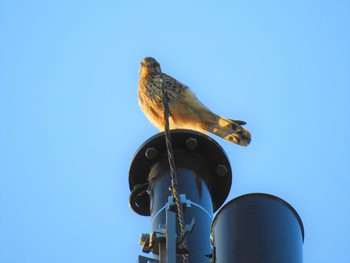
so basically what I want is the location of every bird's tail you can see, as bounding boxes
[201,113,251,146]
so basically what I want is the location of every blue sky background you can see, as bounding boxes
[1,1,349,262]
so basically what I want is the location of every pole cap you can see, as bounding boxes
[128,129,232,216]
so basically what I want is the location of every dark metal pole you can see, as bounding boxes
[165,209,176,263]
[129,130,232,263]
[211,193,304,263]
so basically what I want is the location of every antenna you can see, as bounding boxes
[129,130,304,263]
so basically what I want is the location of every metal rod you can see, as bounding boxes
[166,209,177,263]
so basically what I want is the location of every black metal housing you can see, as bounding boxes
[211,193,304,263]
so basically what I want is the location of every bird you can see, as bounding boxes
[137,57,251,146]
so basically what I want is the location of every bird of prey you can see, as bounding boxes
[137,57,251,146]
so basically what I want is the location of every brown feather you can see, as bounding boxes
[137,57,251,146]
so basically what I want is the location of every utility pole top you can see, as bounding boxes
[129,129,232,216]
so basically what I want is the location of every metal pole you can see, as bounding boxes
[211,193,304,263]
[165,209,176,263]
[129,130,232,263]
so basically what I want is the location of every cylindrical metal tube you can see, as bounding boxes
[211,193,304,263]
[129,130,233,263]
[149,153,214,263]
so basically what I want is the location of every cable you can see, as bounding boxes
[160,75,188,263]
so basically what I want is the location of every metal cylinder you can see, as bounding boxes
[149,156,213,262]
[129,130,233,263]
[211,193,304,263]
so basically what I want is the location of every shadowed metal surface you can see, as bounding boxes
[211,193,304,263]
[129,129,232,216]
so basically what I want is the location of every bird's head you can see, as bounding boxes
[139,57,161,77]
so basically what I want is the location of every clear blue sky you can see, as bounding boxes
[1,1,349,263]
